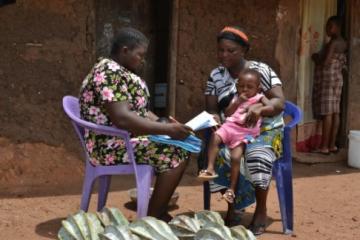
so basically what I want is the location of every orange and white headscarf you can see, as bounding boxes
[219,26,249,46]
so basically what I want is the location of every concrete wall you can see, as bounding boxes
[174,0,299,122]
[0,0,95,148]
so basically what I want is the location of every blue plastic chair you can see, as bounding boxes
[200,101,302,234]
[272,101,302,234]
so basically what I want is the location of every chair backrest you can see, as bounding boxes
[62,96,87,151]
[280,101,302,164]
[284,101,302,129]
[62,96,130,138]
[62,96,136,164]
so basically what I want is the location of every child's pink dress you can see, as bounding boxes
[216,93,263,149]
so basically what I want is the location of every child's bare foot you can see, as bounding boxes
[198,169,218,181]
[329,146,339,153]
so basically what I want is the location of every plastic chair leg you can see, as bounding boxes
[80,169,95,211]
[281,167,294,234]
[97,175,112,211]
[275,166,293,234]
[203,181,211,210]
[135,168,153,218]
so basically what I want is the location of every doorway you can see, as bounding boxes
[152,0,172,117]
[296,0,349,151]
[95,0,173,117]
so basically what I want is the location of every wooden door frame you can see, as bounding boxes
[338,0,351,147]
[167,0,179,117]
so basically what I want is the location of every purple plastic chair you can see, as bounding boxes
[201,101,302,234]
[62,96,154,218]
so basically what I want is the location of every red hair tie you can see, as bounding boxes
[221,27,249,43]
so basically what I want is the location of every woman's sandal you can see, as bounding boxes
[198,169,219,180]
[222,189,235,204]
[249,223,266,236]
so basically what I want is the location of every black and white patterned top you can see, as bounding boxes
[205,61,282,111]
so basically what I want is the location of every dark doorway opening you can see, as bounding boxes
[0,0,15,7]
[95,0,173,118]
[152,0,172,117]
[337,0,349,147]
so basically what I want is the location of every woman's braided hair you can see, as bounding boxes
[111,27,149,56]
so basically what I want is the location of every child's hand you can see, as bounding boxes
[239,93,248,102]
[212,114,221,124]
[211,114,221,131]
[245,104,262,127]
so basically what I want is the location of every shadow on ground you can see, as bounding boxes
[35,217,63,239]
[1,156,359,199]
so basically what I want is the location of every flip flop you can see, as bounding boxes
[222,189,235,204]
[198,169,218,180]
[318,151,330,155]
[249,223,266,236]
[311,149,330,155]
[329,147,340,154]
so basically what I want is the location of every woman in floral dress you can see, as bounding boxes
[79,27,192,221]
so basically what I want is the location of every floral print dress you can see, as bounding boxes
[79,58,190,173]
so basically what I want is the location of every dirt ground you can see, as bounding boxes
[1,140,360,240]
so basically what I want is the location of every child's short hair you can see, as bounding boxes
[239,68,261,85]
[327,16,342,28]
[111,27,149,56]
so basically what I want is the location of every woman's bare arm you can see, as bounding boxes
[205,95,219,113]
[245,86,285,126]
[206,95,221,123]
[262,85,285,116]
[257,95,275,115]
[321,40,336,67]
[105,101,191,139]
